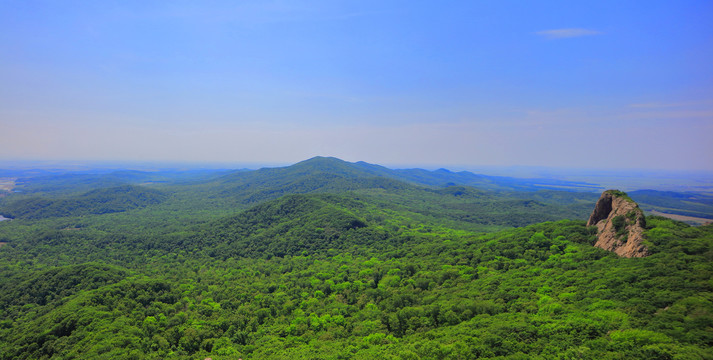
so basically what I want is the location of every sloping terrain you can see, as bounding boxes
[0,204,710,359]
[161,157,599,227]
[215,156,601,192]
[0,158,711,359]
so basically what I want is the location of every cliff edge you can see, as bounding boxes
[587,190,648,258]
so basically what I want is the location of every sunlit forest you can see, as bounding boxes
[0,157,711,359]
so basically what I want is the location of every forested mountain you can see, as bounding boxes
[155,157,600,229]
[214,156,602,192]
[0,158,711,359]
[5,157,709,222]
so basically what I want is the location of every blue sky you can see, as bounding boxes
[1,1,712,170]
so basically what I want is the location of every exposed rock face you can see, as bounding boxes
[587,190,648,258]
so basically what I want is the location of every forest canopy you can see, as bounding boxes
[0,158,711,359]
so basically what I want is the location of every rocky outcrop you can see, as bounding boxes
[587,190,648,258]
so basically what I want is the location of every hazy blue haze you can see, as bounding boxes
[1,1,711,170]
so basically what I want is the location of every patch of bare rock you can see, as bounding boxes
[587,190,648,258]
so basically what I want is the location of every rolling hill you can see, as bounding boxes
[0,157,711,358]
[213,156,602,192]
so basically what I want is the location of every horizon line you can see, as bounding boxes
[1,156,713,175]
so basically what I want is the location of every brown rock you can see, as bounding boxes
[587,190,648,258]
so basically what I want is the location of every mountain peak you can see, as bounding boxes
[298,156,347,164]
[290,156,361,174]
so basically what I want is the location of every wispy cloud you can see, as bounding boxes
[536,28,602,39]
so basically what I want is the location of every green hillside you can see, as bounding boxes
[158,157,598,229]
[0,207,711,359]
[0,158,711,359]
[214,156,601,192]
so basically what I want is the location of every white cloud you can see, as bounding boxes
[536,28,602,39]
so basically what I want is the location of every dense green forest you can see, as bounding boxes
[1,185,168,220]
[0,158,711,359]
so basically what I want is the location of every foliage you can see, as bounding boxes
[1,185,167,219]
[605,189,633,202]
[0,160,711,359]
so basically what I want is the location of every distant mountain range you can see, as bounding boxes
[1,156,711,223]
[213,156,604,192]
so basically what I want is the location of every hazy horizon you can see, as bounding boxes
[2,156,713,174]
[2,1,712,171]
[2,156,712,194]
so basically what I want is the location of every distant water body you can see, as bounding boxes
[0,215,9,221]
